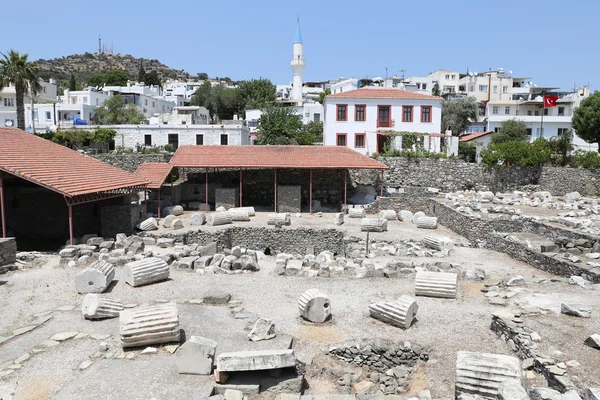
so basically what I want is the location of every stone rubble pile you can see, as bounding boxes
[540,236,600,267]
[194,245,261,274]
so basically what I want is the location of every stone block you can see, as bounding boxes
[298,289,331,323]
[163,205,184,216]
[277,185,301,213]
[455,351,522,399]
[368,295,418,329]
[198,242,218,256]
[229,210,250,222]
[334,212,344,226]
[123,257,170,287]
[360,218,388,232]
[497,379,529,400]
[248,318,276,342]
[561,303,592,318]
[74,260,115,294]
[379,210,397,220]
[584,333,600,349]
[171,218,184,230]
[422,236,454,251]
[137,217,158,231]
[585,388,600,400]
[216,349,296,372]
[163,215,176,228]
[203,289,231,305]
[175,335,217,375]
[348,208,366,218]
[416,216,438,229]
[268,213,291,226]
[231,207,256,216]
[415,271,458,299]
[215,188,239,210]
[399,210,414,222]
[120,303,180,348]
[208,212,233,226]
[81,293,123,320]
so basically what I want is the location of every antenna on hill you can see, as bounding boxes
[98,35,102,54]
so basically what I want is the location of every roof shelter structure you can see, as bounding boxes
[0,128,148,245]
[169,145,388,214]
[134,163,174,218]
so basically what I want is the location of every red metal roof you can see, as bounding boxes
[170,145,389,170]
[459,131,494,142]
[328,88,440,100]
[134,163,173,189]
[0,128,148,199]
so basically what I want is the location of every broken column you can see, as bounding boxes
[415,271,458,299]
[176,335,217,375]
[123,257,170,287]
[190,212,206,226]
[455,351,523,399]
[163,214,177,228]
[216,349,296,372]
[207,212,233,226]
[298,289,331,323]
[416,216,438,229]
[361,218,388,232]
[399,210,414,222]
[120,302,180,348]
[267,213,291,226]
[422,236,454,251]
[413,211,426,223]
[348,208,366,218]
[379,210,397,220]
[163,205,184,216]
[334,212,344,226]
[229,210,250,221]
[231,206,256,216]
[137,217,159,231]
[368,295,418,329]
[74,260,115,294]
[81,293,124,320]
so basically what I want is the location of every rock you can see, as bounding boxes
[298,289,331,323]
[497,379,529,400]
[141,347,158,354]
[360,218,388,232]
[379,210,397,220]
[456,351,522,399]
[528,387,563,400]
[176,336,217,375]
[540,242,559,253]
[163,205,184,216]
[418,389,432,400]
[353,380,376,394]
[569,276,587,288]
[79,359,93,370]
[203,290,231,305]
[248,318,276,342]
[74,260,115,294]
[224,390,243,400]
[198,242,218,256]
[348,208,366,218]
[190,212,207,226]
[50,331,79,342]
[585,388,600,400]
[415,271,458,299]
[120,303,180,348]
[507,275,526,287]
[561,303,592,318]
[416,216,437,229]
[369,295,418,329]
[399,210,414,222]
[137,217,159,231]
[216,349,296,372]
[267,213,291,226]
[216,206,227,212]
[59,247,78,258]
[123,257,170,287]
[163,214,177,228]
[171,218,184,230]
[82,294,123,320]
[584,333,600,349]
[239,255,259,271]
[334,212,344,226]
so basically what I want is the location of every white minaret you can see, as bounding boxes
[290,18,305,102]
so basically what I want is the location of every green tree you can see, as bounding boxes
[69,73,77,91]
[197,72,209,80]
[145,70,162,88]
[138,62,146,83]
[238,78,276,110]
[257,106,304,145]
[481,138,550,167]
[87,73,105,88]
[103,70,129,86]
[547,130,573,166]
[432,82,441,96]
[94,94,145,125]
[458,141,476,162]
[0,49,42,130]
[572,91,600,153]
[190,81,214,113]
[90,128,116,144]
[215,87,244,120]
[491,119,528,144]
[441,97,478,136]
[51,129,90,149]
[317,88,331,104]
[299,121,323,145]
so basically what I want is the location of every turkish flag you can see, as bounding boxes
[544,95,559,108]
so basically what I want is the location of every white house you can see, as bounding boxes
[1,79,57,129]
[323,87,446,155]
[148,106,209,125]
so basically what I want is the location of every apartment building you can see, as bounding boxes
[0,79,57,129]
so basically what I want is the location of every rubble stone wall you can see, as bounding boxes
[101,204,146,239]
[94,154,172,173]
[0,238,17,274]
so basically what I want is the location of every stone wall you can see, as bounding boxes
[0,238,17,274]
[94,154,172,173]
[100,204,145,239]
[277,186,301,213]
[537,167,600,196]
[215,188,238,209]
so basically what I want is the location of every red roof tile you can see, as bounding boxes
[134,163,173,189]
[0,128,148,198]
[459,131,494,142]
[170,145,388,170]
[327,88,440,100]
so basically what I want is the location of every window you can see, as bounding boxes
[558,106,565,116]
[469,85,474,92]
[3,98,14,107]
[168,134,179,149]
[527,110,532,116]
[196,134,204,145]
[145,99,148,106]
[355,105,366,121]
[443,85,455,93]
[416,83,421,89]
[354,133,365,148]
[534,110,539,116]
[445,74,450,79]
[305,112,310,118]
[526,128,532,138]
[504,106,510,115]
[336,104,347,121]
[144,134,152,146]
[421,106,432,123]
[493,85,498,93]
[558,128,569,136]
[479,85,488,92]
[220,134,228,145]
[314,113,320,123]
[377,105,391,127]
[544,108,548,116]
[181,121,186,125]
[96,99,99,106]
[536,128,544,137]
[71,96,77,104]
[494,127,500,133]
[502,86,508,93]
[402,106,413,122]
[422,83,427,90]
[451,74,456,79]
[492,106,499,115]
[45,111,51,120]
[152,101,155,107]
[336,133,347,146]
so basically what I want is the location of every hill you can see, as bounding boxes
[35,52,191,87]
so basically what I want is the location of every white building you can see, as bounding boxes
[323,87,450,155]
[486,86,596,151]
[1,79,57,129]
[148,106,210,125]
[290,20,305,102]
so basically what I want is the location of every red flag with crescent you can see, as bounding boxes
[544,95,558,108]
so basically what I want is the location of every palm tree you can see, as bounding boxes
[0,50,42,130]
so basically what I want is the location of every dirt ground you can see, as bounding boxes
[0,214,599,399]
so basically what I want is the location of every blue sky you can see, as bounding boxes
[2,0,598,91]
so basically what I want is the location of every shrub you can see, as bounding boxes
[571,150,600,168]
[458,142,476,163]
[481,138,551,167]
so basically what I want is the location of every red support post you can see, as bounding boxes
[274,169,278,213]
[344,169,347,214]
[0,176,5,238]
[239,169,242,207]
[205,169,209,212]
[68,204,74,245]
[309,169,313,215]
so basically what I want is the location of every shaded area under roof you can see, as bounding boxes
[170,145,389,170]
[134,163,173,189]
[0,128,148,201]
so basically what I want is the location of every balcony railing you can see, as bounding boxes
[377,119,394,128]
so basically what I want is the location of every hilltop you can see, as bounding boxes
[35,52,192,86]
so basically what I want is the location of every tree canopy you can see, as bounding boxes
[572,91,600,153]
[238,78,276,109]
[145,70,162,88]
[490,119,528,144]
[432,82,441,96]
[0,49,42,130]
[317,88,331,104]
[441,96,478,135]
[69,74,77,91]
[87,70,130,87]
[138,62,146,83]
[93,94,145,125]
[256,106,304,145]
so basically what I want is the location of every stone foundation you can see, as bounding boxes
[100,204,145,239]
[0,238,17,274]
[277,185,301,213]
[215,188,239,210]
